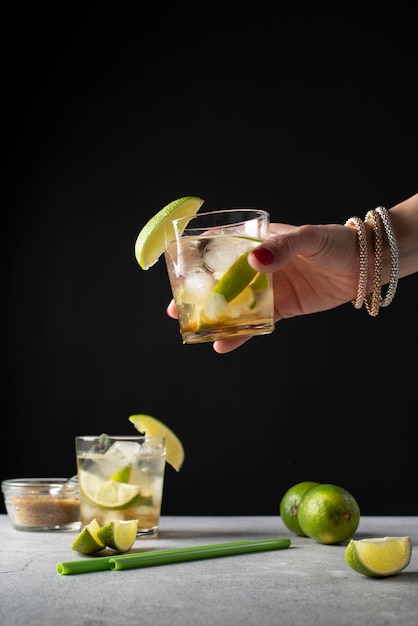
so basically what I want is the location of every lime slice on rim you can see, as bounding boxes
[78,470,142,509]
[129,414,185,472]
[134,196,205,269]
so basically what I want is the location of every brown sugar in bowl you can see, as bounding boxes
[2,478,80,531]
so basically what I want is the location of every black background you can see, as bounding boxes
[3,4,417,516]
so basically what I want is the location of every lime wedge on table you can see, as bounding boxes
[71,518,105,554]
[78,470,142,509]
[129,414,185,472]
[97,519,138,552]
[344,536,412,577]
[134,196,205,269]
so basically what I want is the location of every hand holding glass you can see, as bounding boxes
[164,209,275,344]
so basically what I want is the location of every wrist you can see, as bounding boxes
[387,194,418,279]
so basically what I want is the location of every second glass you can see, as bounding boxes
[164,208,275,344]
[75,435,166,537]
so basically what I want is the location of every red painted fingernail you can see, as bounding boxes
[253,247,274,265]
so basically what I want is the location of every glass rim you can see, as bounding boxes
[1,477,80,496]
[171,209,270,240]
[75,435,165,440]
[172,207,270,227]
[2,477,73,487]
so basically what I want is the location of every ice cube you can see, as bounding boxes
[203,237,252,273]
[182,267,215,303]
[203,292,228,321]
[105,441,142,464]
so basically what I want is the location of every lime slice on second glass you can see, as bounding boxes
[134,196,205,269]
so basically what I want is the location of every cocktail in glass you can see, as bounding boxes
[164,208,275,344]
[75,435,166,537]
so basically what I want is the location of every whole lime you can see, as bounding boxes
[297,483,360,544]
[279,481,320,536]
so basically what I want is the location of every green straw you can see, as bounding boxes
[57,537,291,575]
[57,557,113,575]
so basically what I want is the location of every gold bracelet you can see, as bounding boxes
[364,209,383,317]
[375,206,399,307]
[344,216,368,309]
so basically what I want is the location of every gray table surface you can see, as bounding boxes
[0,515,417,625]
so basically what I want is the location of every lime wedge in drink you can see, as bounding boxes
[249,271,269,291]
[111,465,132,483]
[213,250,257,303]
[230,285,257,309]
[79,470,142,509]
[134,196,205,269]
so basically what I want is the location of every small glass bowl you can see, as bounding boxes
[1,478,80,532]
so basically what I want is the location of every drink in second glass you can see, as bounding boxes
[75,435,166,537]
[164,208,275,344]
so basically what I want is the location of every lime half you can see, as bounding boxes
[135,196,205,269]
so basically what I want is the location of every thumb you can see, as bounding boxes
[248,224,332,273]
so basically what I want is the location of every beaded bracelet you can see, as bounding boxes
[364,209,383,317]
[375,206,400,307]
[344,216,368,309]
[345,207,399,316]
